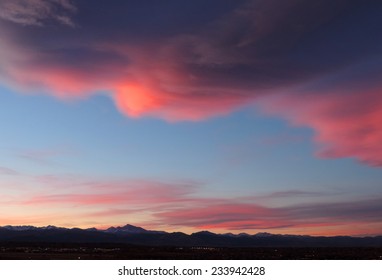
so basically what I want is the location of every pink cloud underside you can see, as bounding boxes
[5,62,117,98]
[1,37,253,121]
[23,190,191,206]
[259,90,382,166]
[114,85,248,121]
[107,44,254,121]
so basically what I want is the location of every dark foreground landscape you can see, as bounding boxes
[0,225,381,259]
[1,243,382,260]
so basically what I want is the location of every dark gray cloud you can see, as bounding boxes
[0,0,77,26]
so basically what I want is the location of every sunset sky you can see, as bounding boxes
[0,0,382,236]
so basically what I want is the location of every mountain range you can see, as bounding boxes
[0,224,381,247]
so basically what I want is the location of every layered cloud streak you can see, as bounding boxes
[6,174,382,235]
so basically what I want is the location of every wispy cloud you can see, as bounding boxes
[155,196,382,234]
[22,178,199,206]
[0,166,19,176]
[16,145,79,165]
[0,0,77,27]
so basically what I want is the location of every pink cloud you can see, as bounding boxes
[22,179,199,206]
[83,208,139,218]
[102,43,255,121]
[156,203,282,228]
[5,59,117,99]
[1,37,251,121]
[24,193,129,205]
[114,84,249,121]
[259,89,382,166]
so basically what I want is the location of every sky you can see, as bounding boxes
[0,0,382,236]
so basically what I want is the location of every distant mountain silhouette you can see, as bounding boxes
[0,224,381,247]
[105,224,165,235]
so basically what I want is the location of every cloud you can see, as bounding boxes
[4,172,382,234]
[155,196,382,234]
[0,0,358,107]
[16,146,79,165]
[0,166,19,176]
[0,0,382,164]
[284,198,382,222]
[0,0,77,26]
[22,178,199,206]
[156,203,282,229]
[258,63,382,167]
